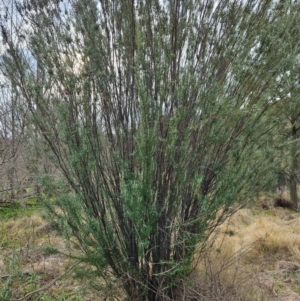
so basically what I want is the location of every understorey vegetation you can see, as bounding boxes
[1,0,300,300]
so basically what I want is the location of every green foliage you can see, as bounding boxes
[0,206,38,220]
[0,277,13,301]
[42,245,59,255]
[27,198,38,205]
[1,0,300,300]
[0,207,20,219]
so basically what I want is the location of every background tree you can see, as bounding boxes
[278,67,300,206]
[1,0,300,300]
[270,68,300,206]
[214,0,300,207]
[267,4,300,206]
[255,5,300,205]
[0,0,40,206]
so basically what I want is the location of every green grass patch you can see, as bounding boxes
[0,202,42,220]
[27,198,39,205]
[42,245,59,255]
[0,207,22,219]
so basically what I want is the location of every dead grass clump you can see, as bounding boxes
[242,216,300,261]
[188,239,274,301]
[191,206,300,301]
[225,208,255,228]
[216,209,300,262]
[289,244,300,261]
[1,213,44,236]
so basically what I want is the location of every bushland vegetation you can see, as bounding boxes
[0,0,300,300]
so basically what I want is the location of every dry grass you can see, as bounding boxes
[0,210,103,301]
[1,198,300,301]
[189,204,300,301]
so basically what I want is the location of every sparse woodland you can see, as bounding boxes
[0,1,300,300]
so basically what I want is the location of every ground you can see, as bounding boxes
[1,197,300,301]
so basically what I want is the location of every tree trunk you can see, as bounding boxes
[290,124,299,206]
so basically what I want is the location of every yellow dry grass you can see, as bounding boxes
[193,206,300,300]
[1,201,300,300]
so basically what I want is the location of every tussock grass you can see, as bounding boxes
[192,205,300,300]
